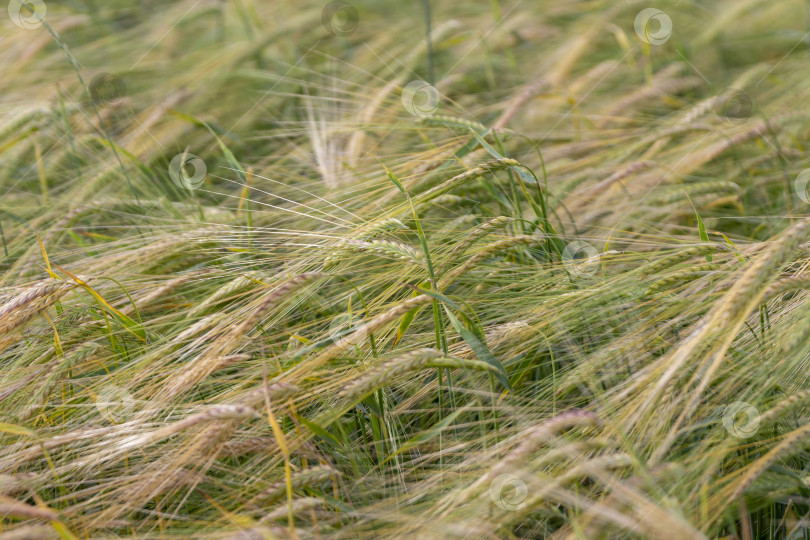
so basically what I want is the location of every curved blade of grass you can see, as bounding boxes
[55,265,145,341]
[442,305,511,391]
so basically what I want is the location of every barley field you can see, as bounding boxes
[1,0,810,538]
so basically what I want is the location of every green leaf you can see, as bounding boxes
[453,133,482,160]
[51,521,79,540]
[170,110,246,183]
[687,197,712,264]
[98,277,143,326]
[393,307,418,348]
[471,129,504,159]
[405,284,459,310]
[721,233,745,263]
[695,212,712,262]
[300,417,342,448]
[56,266,146,341]
[377,161,406,194]
[361,396,384,417]
[383,408,464,462]
[442,305,511,391]
[393,287,426,349]
[90,136,154,178]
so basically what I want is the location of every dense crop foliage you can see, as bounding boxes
[2,0,810,538]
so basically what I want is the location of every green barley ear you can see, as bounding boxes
[325,238,425,268]
[339,348,499,404]
[416,114,487,133]
[427,193,466,207]
[645,263,722,294]
[411,158,521,207]
[762,275,810,301]
[649,180,741,204]
[441,216,515,272]
[441,235,542,285]
[186,270,269,318]
[640,245,726,277]
[777,313,810,354]
[355,217,408,240]
[249,466,340,505]
[758,390,810,426]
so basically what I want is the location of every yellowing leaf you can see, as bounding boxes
[0,422,35,437]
